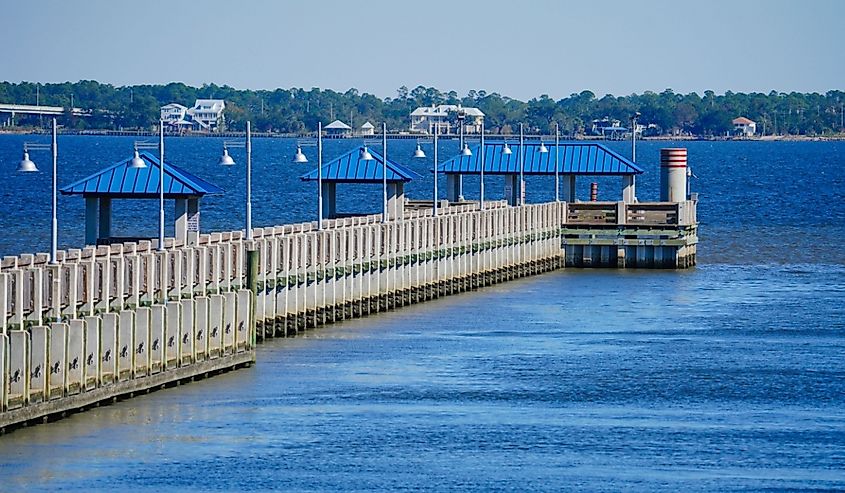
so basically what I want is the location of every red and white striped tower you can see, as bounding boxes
[660,148,688,202]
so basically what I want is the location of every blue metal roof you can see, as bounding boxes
[60,151,223,197]
[300,146,419,183]
[437,142,644,175]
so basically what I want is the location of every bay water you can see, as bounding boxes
[0,137,842,491]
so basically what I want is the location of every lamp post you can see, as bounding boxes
[17,118,59,263]
[382,123,387,222]
[133,120,166,250]
[480,120,485,210]
[362,123,389,223]
[454,133,483,206]
[631,111,641,162]
[412,127,440,216]
[293,122,324,229]
[519,123,524,206]
[457,109,467,199]
[554,123,560,202]
[219,120,254,239]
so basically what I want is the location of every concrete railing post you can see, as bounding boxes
[245,245,259,347]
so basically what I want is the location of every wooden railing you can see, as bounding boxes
[564,200,697,227]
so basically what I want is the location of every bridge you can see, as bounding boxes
[0,145,697,433]
[0,104,90,123]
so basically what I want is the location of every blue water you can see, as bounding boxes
[0,137,843,491]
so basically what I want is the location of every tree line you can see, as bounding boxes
[1,80,844,136]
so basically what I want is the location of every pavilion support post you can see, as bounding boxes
[85,197,98,245]
[98,197,112,243]
[622,175,636,204]
[504,175,519,206]
[563,175,576,202]
[446,175,461,203]
[387,182,404,220]
[187,198,200,245]
[174,198,188,245]
[320,182,337,219]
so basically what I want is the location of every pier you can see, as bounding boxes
[0,140,697,433]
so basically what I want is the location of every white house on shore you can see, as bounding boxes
[409,104,485,134]
[160,103,188,126]
[733,116,756,136]
[162,99,226,132]
[360,121,375,136]
[188,99,225,131]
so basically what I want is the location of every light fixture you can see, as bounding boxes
[461,143,472,156]
[539,141,548,153]
[129,149,147,168]
[293,145,308,163]
[360,146,374,161]
[413,144,426,158]
[218,147,235,166]
[503,143,512,155]
[17,150,38,172]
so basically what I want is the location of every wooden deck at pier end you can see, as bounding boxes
[0,148,697,433]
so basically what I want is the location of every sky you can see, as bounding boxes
[1,0,843,101]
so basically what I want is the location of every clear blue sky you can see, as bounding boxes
[1,0,842,100]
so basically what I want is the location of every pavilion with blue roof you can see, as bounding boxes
[60,151,222,245]
[437,142,643,205]
[300,146,418,219]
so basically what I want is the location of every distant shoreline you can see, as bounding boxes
[0,128,843,142]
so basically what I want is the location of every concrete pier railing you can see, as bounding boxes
[0,233,257,431]
[0,199,695,432]
[247,201,564,338]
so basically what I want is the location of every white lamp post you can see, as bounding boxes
[293,123,324,229]
[457,133,484,207]
[382,123,387,222]
[133,120,166,250]
[631,111,641,162]
[519,123,525,206]
[362,123,389,222]
[480,120,485,210]
[219,120,254,239]
[17,118,59,263]
[413,125,442,216]
[457,109,466,199]
[555,123,560,202]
